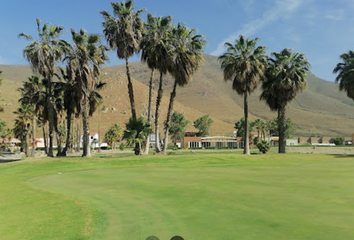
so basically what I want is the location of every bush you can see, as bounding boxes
[333,137,344,146]
[119,142,125,151]
[257,140,271,154]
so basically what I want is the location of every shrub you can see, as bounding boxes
[119,142,125,151]
[257,140,271,154]
[333,137,344,146]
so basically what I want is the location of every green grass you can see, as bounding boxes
[1,153,354,239]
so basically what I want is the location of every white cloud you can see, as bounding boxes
[211,0,305,55]
[325,9,345,21]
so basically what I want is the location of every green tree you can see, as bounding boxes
[163,23,206,153]
[260,48,310,153]
[234,117,254,138]
[19,19,70,157]
[219,36,267,155]
[333,50,354,101]
[13,104,35,157]
[101,1,145,120]
[333,137,344,145]
[164,111,189,147]
[194,115,213,137]
[65,29,108,157]
[257,140,271,154]
[123,117,152,155]
[140,14,173,154]
[18,75,47,157]
[105,124,122,151]
[253,119,265,139]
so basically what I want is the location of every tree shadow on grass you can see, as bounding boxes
[328,154,354,159]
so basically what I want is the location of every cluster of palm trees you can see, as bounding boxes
[101,1,205,155]
[219,36,310,154]
[13,1,354,157]
[14,1,205,157]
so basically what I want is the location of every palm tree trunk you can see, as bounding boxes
[163,80,178,154]
[76,119,81,152]
[154,71,164,153]
[68,115,74,154]
[144,69,155,155]
[31,118,36,157]
[81,97,91,157]
[47,101,55,157]
[278,106,287,153]
[25,128,29,157]
[125,57,137,120]
[244,92,250,155]
[61,111,72,156]
[42,125,48,154]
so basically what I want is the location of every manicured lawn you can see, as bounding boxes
[1,153,354,239]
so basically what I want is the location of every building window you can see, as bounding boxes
[227,142,236,149]
[216,142,223,148]
[150,134,155,141]
[202,142,211,148]
[189,141,200,148]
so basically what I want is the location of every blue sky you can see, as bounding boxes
[1,0,354,81]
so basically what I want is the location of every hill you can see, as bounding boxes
[1,54,354,137]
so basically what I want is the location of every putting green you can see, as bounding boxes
[27,156,354,240]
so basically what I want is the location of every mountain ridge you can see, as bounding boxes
[1,54,354,137]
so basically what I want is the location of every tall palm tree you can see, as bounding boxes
[57,68,80,156]
[163,24,206,153]
[260,48,310,153]
[333,50,354,101]
[101,1,145,120]
[219,36,267,155]
[19,19,70,157]
[66,29,108,157]
[140,14,173,153]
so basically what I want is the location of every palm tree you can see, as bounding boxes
[253,118,264,139]
[333,50,354,100]
[13,104,35,157]
[65,29,108,157]
[140,14,173,154]
[219,36,267,155]
[260,48,310,153]
[56,68,80,156]
[101,1,145,120]
[123,117,152,155]
[18,75,47,157]
[19,19,70,157]
[163,24,206,153]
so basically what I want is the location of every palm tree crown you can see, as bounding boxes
[260,48,309,110]
[101,1,145,60]
[19,19,70,79]
[333,50,354,101]
[219,35,267,95]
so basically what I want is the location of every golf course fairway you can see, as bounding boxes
[1,153,354,239]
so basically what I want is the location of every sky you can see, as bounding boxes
[1,0,354,81]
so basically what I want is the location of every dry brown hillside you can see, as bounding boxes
[1,54,354,137]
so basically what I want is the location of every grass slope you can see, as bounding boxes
[1,153,354,240]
